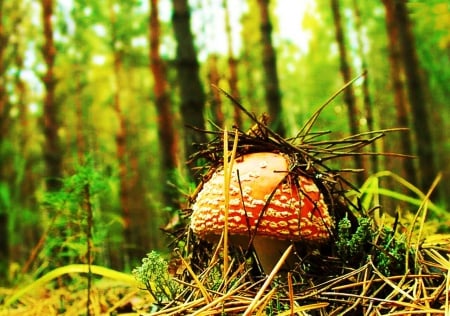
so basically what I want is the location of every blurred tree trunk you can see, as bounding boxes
[149,0,180,210]
[352,0,378,174]
[0,0,8,138]
[392,0,439,194]
[224,0,242,128]
[14,27,40,268]
[330,0,365,185]
[111,2,155,263]
[172,0,207,174]
[127,132,154,255]
[256,0,285,136]
[110,6,131,266]
[207,54,224,127]
[382,0,417,185]
[41,0,63,192]
[0,0,10,282]
[240,0,260,117]
[75,72,86,164]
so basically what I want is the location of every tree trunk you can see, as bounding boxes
[330,0,365,185]
[109,5,131,267]
[41,0,63,192]
[382,0,417,185]
[0,0,9,282]
[75,72,86,164]
[127,136,154,256]
[224,0,242,128]
[393,0,438,193]
[14,31,41,269]
[172,0,207,172]
[149,0,180,210]
[352,0,378,174]
[256,0,285,136]
[207,54,224,127]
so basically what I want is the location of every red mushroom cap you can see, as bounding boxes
[190,152,333,242]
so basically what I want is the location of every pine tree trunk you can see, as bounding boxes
[149,0,180,210]
[224,0,242,128]
[172,0,207,171]
[127,140,154,255]
[392,0,438,193]
[110,6,131,267]
[382,0,417,185]
[241,45,258,116]
[41,0,63,192]
[352,0,378,174]
[330,0,365,185]
[0,0,9,282]
[207,54,224,127]
[75,73,86,164]
[15,38,40,268]
[256,0,285,136]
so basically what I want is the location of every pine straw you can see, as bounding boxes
[0,279,153,316]
[153,83,449,315]
[147,217,449,315]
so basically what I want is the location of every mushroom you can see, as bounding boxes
[190,152,333,273]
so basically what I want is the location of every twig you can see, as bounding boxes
[175,249,212,303]
[222,128,239,281]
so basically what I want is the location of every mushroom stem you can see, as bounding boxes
[252,236,296,274]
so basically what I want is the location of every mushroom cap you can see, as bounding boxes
[190,152,333,242]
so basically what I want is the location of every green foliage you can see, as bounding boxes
[0,182,11,210]
[132,251,180,304]
[373,227,410,276]
[41,158,108,266]
[336,213,411,276]
[336,215,373,264]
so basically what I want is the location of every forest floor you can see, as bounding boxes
[0,278,152,316]
[0,232,449,316]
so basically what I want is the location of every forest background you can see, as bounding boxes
[0,0,448,285]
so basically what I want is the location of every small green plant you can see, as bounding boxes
[373,227,410,276]
[41,157,107,267]
[336,213,412,276]
[336,214,373,264]
[133,251,180,304]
